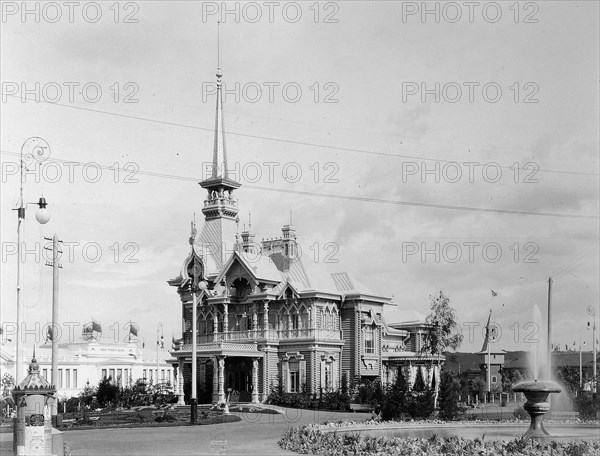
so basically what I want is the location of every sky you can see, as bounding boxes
[1,1,598,355]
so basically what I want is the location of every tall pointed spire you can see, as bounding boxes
[195,23,241,273]
[199,22,240,204]
[480,308,492,353]
[212,58,227,178]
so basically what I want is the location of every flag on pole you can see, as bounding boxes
[92,320,102,333]
[129,323,138,337]
[491,290,498,297]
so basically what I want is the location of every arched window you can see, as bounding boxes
[364,326,375,354]
[300,308,308,329]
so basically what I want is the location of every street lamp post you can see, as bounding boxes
[14,137,51,382]
[156,323,164,385]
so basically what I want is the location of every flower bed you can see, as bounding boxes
[279,423,600,455]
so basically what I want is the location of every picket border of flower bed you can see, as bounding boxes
[316,418,600,433]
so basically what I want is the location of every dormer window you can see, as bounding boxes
[232,278,251,299]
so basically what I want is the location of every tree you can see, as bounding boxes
[381,369,408,421]
[78,381,96,407]
[469,377,486,402]
[421,291,463,409]
[438,370,463,420]
[421,291,463,356]
[554,366,580,395]
[96,377,119,407]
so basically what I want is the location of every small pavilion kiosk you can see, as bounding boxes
[12,352,63,456]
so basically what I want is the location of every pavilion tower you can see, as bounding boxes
[196,65,241,276]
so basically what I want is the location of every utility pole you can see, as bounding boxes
[547,277,553,379]
[44,234,62,426]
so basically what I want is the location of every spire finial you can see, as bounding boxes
[248,212,252,230]
[290,210,293,226]
[211,22,227,180]
[189,218,197,245]
[216,21,222,79]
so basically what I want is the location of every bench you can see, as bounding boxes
[550,411,579,420]
[349,403,375,413]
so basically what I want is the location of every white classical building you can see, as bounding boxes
[1,339,174,399]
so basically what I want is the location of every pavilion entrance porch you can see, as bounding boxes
[211,355,261,404]
[223,357,253,402]
[173,341,263,405]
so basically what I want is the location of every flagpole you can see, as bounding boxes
[547,277,553,379]
[191,285,197,424]
[487,323,491,393]
[580,336,583,388]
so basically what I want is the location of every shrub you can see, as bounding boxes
[57,396,81,414]
[154,412,176,423]
[574,391,599,420]
[354,380,383,406]
[405,389,435,419]
[136,411,154,423]
[76,408,94,426]
[266,389,350,411]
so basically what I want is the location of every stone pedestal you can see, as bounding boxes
[514,380,561,440]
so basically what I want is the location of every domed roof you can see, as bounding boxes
[13,350,54,393]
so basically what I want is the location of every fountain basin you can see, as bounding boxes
[513,380,562,439]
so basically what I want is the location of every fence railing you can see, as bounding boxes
[193,328,342,344]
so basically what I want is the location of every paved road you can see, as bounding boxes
[1,408,368,456]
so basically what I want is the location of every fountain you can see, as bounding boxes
[513,380,561,439]
[510,304,563,439]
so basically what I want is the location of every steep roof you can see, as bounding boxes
[216,250,390,300]
[384,309,427,327]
